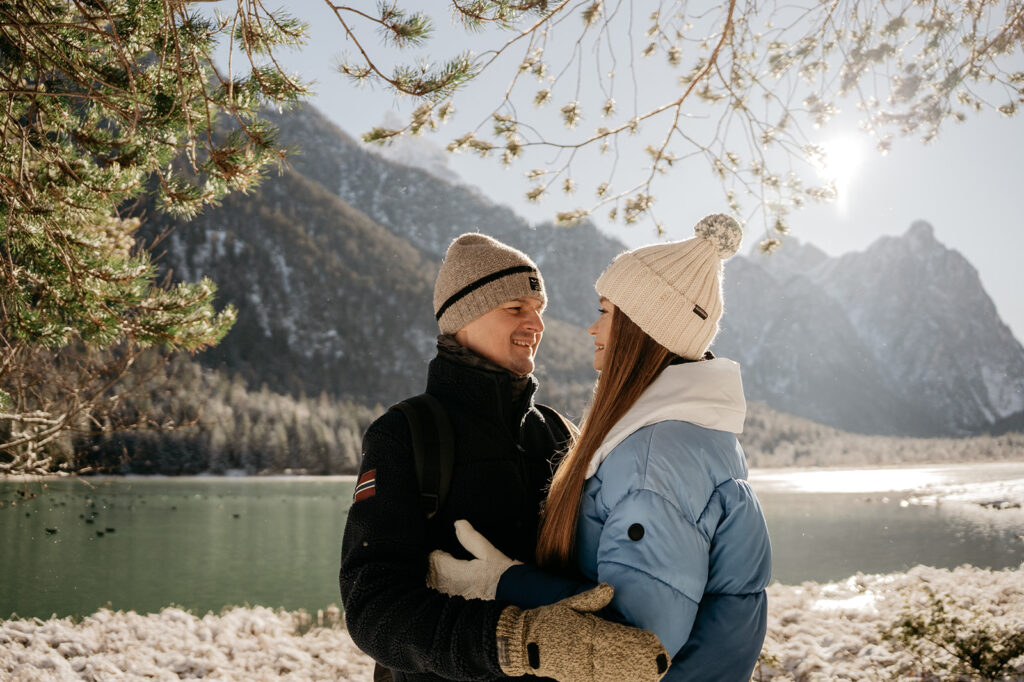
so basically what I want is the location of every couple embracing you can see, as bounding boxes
[340,215,772,682]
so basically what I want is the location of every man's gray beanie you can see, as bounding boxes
[433,233,546,334]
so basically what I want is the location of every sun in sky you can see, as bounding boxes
[816,134,868,214]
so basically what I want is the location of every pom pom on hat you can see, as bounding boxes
[694,213,743,259]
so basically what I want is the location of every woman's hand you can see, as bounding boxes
[427,519,522,600]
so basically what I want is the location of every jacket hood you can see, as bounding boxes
[585,357,746,479]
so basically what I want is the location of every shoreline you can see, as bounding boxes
[7,462,1024,514]
[748,458,1024,474]
[4,458,1023,482]
[0,472,360,483]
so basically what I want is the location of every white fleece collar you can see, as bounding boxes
[584,358,746,479]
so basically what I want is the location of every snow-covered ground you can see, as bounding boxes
[0,606,373,682]
[3,566,1021,681]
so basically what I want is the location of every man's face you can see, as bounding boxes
[454,297,545,376]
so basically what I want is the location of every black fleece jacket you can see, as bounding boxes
[339,350,570,681]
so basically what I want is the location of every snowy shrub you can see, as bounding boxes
[884,582,1024,680]
[753,566,1024,681]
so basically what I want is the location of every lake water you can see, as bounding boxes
[2,462,1022,620]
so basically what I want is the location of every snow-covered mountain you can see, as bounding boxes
[136,104,602,406]
[716,222,1024,435]
[143,168,441,403]
[140,103,1023,437]
[811,221,1024,431]
[368,112,460,184]
[262,104,626,329]
[715,256,937,435]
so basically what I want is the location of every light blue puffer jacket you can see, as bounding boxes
[575,358,772,681]
[496,359,772,680]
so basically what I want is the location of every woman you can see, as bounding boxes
[429,214,772,681]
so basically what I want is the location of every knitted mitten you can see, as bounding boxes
[495,583,670,682]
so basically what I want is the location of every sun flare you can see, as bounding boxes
[816,135,867,212]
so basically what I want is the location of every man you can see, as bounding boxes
[340,234,668,682]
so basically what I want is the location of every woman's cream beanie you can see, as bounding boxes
[434,233,546,334]
[596,214,742,360]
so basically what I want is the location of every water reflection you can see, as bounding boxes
[0,477,354,620]
[752,467,948,493]
[2,465,1022,619]
[750,462,1024,584]
[750,461,1024,495]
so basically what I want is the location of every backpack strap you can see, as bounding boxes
[390,393,454,520]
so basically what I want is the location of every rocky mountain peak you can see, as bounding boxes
[893,218,947,259]
[865,218,946,264]
[747,237,829,282]
[907,219,936,243]
[718,219,1024,435]
[369,111,459,184]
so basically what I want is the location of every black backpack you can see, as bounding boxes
[390,393,577,519]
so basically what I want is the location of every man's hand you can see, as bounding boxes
[495,583,670,682]
[427,520,520,599]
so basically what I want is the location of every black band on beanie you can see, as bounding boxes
[435,265,537,321]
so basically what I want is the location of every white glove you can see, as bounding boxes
[427,519,522,600]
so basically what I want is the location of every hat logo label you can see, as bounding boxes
[693,304,708,320]
[529,276,541,291]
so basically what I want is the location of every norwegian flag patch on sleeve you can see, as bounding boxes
[353,469,376,503]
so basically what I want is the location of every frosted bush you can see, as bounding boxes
[755,565,1024,681]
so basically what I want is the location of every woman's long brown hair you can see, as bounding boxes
[535,305,677,571]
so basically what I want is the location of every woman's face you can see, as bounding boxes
[587,298,614,371]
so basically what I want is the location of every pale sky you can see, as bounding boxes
[219,2,1024,342]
